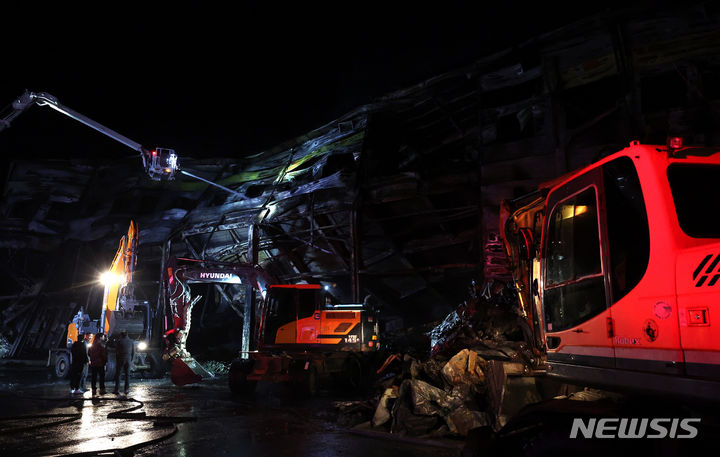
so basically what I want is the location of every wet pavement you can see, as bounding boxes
[0,366,463,457]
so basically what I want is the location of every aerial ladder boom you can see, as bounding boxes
[2,91,145,152]
[1,90,245,198]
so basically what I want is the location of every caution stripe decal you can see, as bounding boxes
[693,254,713,280]
[694,253,720,287]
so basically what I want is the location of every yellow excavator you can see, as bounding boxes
[48,221,158,379]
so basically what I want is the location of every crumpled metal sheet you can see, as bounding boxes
[428,309,460,348]
[391,379,444,436]
[407,379,451,416]
[372,387,398,427]
[428,280,526,357]
[446,408,489,436]
[391,378,490,437]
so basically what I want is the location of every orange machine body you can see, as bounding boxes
[263,284,379,352]
[237,284,380,388]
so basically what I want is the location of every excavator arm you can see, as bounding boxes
[162,256,276,385]
[99,221,140,335]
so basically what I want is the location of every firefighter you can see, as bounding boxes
[88,333,108,396]
[69,334,88,395]
[114,330,135,395]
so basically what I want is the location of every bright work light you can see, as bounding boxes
[100,271,123,286]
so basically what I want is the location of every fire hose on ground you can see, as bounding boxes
[0,393,196,456]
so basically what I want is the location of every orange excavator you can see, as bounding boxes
[500,138,720,400]
[229,283,380,394]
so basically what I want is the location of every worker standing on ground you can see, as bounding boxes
[88,334,108,396]
[69,334,88,395]
[79,334,90,392]
[114,330,134,394]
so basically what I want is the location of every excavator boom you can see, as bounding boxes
[99,221,139,335]
[162,256,275,385]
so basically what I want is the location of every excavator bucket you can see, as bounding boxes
[170,356,214,386]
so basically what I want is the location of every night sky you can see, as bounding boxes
[1,2,667,167]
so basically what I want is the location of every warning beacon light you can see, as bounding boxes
[144,147,179,181]
[668,136,684,150]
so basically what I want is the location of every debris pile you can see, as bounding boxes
[201,360,230,375]
[337,279,541,438]
[428,280,527,357]
[333,400,376,428]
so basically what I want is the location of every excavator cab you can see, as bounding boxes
[260,284,379,351]
[230,284,379,394]
[535,141,720,399]
[263,286,320,345]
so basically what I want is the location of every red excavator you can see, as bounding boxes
[500,138,720,400]
[161,256,272,385]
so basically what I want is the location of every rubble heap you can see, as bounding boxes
[201,360,230,375]
[337,280,541,438]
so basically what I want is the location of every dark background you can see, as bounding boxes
[0,2,653,165]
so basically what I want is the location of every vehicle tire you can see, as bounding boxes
[342,355,363,392]
[229,360,256,395]
[303,365,319,397]
[148,351,168,379]
[54,352,70,379]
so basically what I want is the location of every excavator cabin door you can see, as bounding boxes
[542,167,616,369]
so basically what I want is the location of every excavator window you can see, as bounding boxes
[544,187,606,332]
[546,188,601,284]
[263,288,321,344]
[297,289,318,320]
[263,288,297,344]
[603,157,650,302]
[668,164,720,238]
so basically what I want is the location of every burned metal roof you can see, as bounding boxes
[2,3,720,358]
